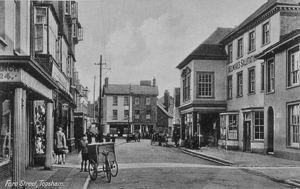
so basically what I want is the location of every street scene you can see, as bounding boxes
[1,0,300,188]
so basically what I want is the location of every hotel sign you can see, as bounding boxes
[0,66,20,82]
[228,55,256,73]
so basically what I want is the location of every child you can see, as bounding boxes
[79,134,89,171]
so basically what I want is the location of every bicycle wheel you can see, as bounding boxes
[110,161,118,177]
[88,160,98,181]
[105,159,111,183]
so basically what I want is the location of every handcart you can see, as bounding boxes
[88,142,118,182]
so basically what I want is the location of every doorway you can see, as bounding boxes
[267,107,274,153]
[243,121,251,151]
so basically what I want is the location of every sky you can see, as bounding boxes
[76,0,266,101]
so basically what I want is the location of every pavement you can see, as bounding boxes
[180,146,300,188]
[2,138,300,188]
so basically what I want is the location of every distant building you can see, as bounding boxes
[157,90,174,134]
[103,78,158,137]
[173,88,181,134]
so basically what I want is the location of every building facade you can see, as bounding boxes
[157,90,174,134]
[220,0,300,154]
[0,0,83,182]
[177,0,300,160]
[103,78,158,137]
[177,28,233,147]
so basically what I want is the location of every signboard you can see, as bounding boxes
[0,66,20,82]
[228,55,256,73]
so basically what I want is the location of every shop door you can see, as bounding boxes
[267,107,274,154]
[243,121,251,151]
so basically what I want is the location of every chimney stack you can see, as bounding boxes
[153,77,156,87]
[104,77,109,86]
[164,90,170,111]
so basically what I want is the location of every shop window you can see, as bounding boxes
[248,67,255,94]
[113,96,118,106]
[124,96,129,106]
[34,101,46,157]
[237,71,243,97]
[197,72,214,97]
[254,111,264,140]
[248,30,256,52]
[220,115,226,140]
[267,58,275,93]
[237,38,243,58]
[287,46,300,87]
[288,103,300,148]
[262,22,270,45]
[146,97,151,105]
[228,43,233,63]
[112,110,118,120]
[0,99,12,164]
[228,114,238,140]
[227,75,233,99]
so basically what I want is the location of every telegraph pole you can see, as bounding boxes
[95,55,110,142]
[95,55,104,141]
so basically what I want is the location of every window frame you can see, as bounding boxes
[146,97,151,105]
[134,110,140,119]
[237,71,243,97]
[112,96,118,106]
[237,37,244,59]
[228,43,233,63]
[266,58,275,93]
[196,72,214,98]
[287,102,300,148]
[248,30,256,53]
[124,96,129,106]
[248,66,256,94]
[254,111,264,140]
[227,75,233,100]
[124,110,129,119]
[287,45,300,88]
[262,21,270,46]
[134,97,139,105]
[112,110,118,120]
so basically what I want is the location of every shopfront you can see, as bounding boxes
[0,62,55,182]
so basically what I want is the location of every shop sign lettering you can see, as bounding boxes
[228,55,256,73]
[0,66,20,81]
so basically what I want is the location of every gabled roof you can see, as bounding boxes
[221,0,300,43]
[157,102,173,118]
[103,84,158,96]
[176,27,233,69]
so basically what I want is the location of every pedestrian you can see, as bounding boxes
[138,132,141,142]
[54,126,67,164]
[79,134,89,172]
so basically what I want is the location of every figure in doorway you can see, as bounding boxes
[54,127,67,164]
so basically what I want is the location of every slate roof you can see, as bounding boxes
[221,0,300,43]
[256,29,300,59]
[176,27,233,69]
[103,84,159,96]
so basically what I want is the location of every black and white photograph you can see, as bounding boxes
[1,0,300,188]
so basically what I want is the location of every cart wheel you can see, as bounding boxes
[89,160,98,181]
[105,160,112,183]
[110,161,118,177]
